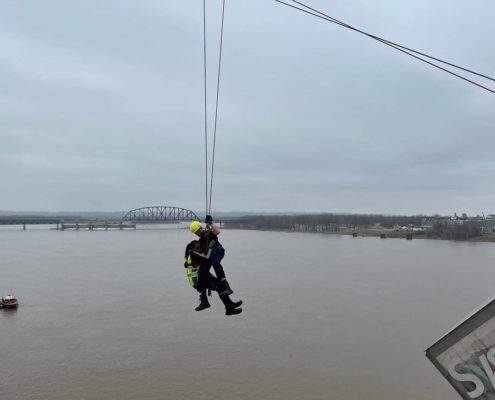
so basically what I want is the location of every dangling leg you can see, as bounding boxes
[219,294,243,316]
[195,291,210,311]
[210,276,240,307]
[218,277,233,296]
[216,270,233,296]
[194,265,212,312]
[211,247,234,296]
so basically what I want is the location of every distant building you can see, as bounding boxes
[422,214,495,233]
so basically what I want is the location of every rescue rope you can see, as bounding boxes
[203,0,209,216]
[208,0,227,215]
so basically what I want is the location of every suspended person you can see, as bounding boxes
[189,217,234,296]
[184,240,242,315]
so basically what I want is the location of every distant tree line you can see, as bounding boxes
[223,213,425,232]
[222,213,486,240]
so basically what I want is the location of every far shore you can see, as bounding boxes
[225,226,495,243]
[339,228,495,243]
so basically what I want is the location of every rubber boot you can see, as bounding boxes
[229,297,243,309]
[218,278,234,296]
[195,293,211,311]
[219,294,243,316]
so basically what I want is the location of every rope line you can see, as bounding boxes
[203,0,209,216]
[288,0,495,82]
[275,0,495,94]
[208,0,227,215]
[200,0,493,217]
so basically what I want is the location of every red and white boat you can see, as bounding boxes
[1,294,18,308]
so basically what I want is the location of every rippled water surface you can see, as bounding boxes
[1,226,495,400]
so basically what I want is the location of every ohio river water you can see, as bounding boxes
[1,226,495,400]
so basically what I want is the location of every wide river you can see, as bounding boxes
[1,226,494,400]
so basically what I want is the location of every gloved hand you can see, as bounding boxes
[205,215,213,224]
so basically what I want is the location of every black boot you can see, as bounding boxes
[229,298,243,309]
[195,293,210,311]
[219,294,243,316]
[218,279,234,296]
[226,306,242,315]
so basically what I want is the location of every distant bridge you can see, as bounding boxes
[0,206,199,229]
[0,216,62,226]
[0,216,136,231]
[122,206,199,223]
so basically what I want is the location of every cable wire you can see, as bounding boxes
[203,0,209,216]
[274,0,495,94]
[208,0,227,215]
[289,0,495,82]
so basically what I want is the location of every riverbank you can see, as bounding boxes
[222,213,495,243]
[340,228,495,242]
[225,226,495,243]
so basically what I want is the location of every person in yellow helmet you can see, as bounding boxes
[189,220,202,235]
[189,216,234,296]
[184,240,242,315]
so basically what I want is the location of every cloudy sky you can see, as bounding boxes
[1,0,494,215]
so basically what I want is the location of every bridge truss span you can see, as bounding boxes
[122,206,199,223]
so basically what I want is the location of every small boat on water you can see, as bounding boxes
[1,294,18,308]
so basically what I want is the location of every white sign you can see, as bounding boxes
[427,299,495,399]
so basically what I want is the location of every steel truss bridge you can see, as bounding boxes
[0,206,199,229]
[121,206,199,223]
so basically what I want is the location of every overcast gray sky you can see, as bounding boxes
[1,0,494,215]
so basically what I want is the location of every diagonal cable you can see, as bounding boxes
[274,0,495,94]
[289,0,495,82]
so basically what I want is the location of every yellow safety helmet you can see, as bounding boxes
[189,221,202,233]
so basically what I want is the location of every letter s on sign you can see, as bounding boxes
[448,361,485,399]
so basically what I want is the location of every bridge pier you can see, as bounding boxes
[23,223,26,231]
[54,220,135,230]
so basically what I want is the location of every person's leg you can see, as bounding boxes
[211,247,234,295]
[194,265,212,312]
[210,247,226,280]
[209,275,241,314]
[219,294,243,316]
[195,290,210,311]
[209,275,220,292]
[196,262,211,292]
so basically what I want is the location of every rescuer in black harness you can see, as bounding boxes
[184,240,242,315]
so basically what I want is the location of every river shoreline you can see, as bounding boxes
[225,226,495,243]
